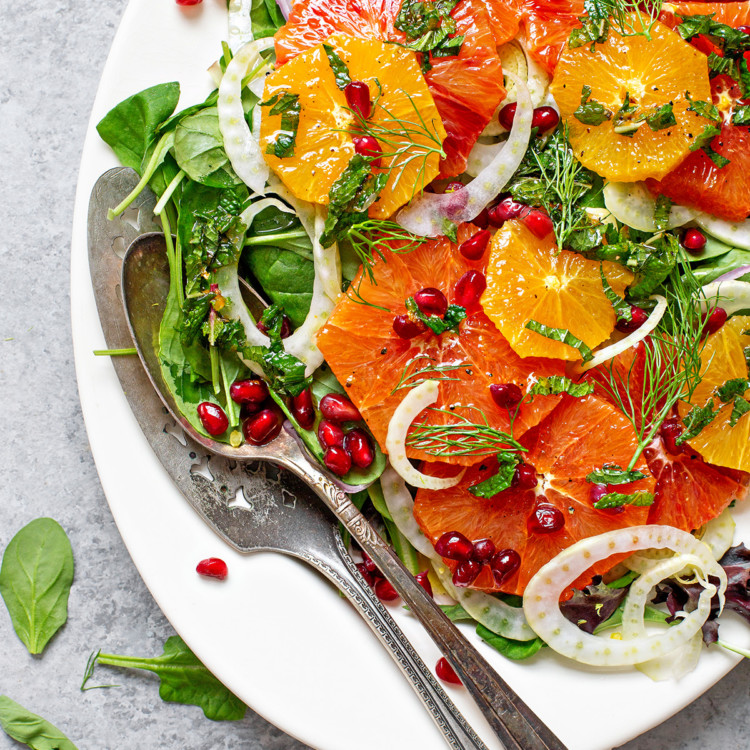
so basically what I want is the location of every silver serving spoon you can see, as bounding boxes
[121,230,567,750]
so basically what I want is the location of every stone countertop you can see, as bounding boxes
[0,2,748,749]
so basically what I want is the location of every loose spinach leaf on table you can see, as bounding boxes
[97,82,180,171]
[246,0,286,40]
[174,107,241,188]
[0,696,78,750]
[0,518,74,655]
[476,625,544,660]
[90,636,247,721]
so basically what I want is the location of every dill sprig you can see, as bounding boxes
[406,406,526,458]
[606,0,663,39]
[594,260,712,469]
[391,353,466,394]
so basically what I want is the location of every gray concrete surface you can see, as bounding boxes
[0,1,748,749]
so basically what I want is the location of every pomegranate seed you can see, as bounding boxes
[454,270,486,308]
[361,551,379,576]
[240,401,263,419]
[257,315,291,339]
[177,0,202,4]
[414,287,448,317]
[488,196,526,227]
[459,229,491,260]
[197,402,229,436]
[344,81,371,120]
[229,378,268,405]
[453,559,482,587]
[661,417,685,456]
[353,135,382,168]
[415,570,433,597]
[472,538,496,564]
[291,388,315,429]
[444,181,464,193]
[739,25,750,34]
[498,102,517,130]
[528,503,565,534]
[512,462,538,490]
[490,549,521,585]
[589,483,609,506]
[473,208,490,229]
[196,557,228,579]
[343,429,374,469]
[615,306,649,333]
[317,419,345,449]
[489,383,523,409]
[531,106,560,132]
[319,393,361,423]
[682,228,706,253]
[356,562,376,587]
[374,578,399,601]
[521,208,554,239]
[324,446,352,476]
[435,657,462,685]
[703,306,727,335]
[243,408,282,445]
[393,314,427,339]
[435,531,474,561]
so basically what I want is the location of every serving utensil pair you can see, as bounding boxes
[88,167,566,750]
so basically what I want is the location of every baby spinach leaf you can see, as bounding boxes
[97,82,180,171]
[476,625,544,660]
[439,603,475,622]
[468,452,520,498]
[593,491,655,509]
[528,376,594,398]
[0,696,78,750]
[174,108,241,188]
[248,0,286,40]
[524,320,593,361]
[0,518,74,655]
[691,247,750,285]
[585,463,646,485]
[94,636,247,721]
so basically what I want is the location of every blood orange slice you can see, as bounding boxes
[670,2,750,28]
[273,0,506,178]
[316,225,566,465]
[522,0,585,73]
[414,394,654,594]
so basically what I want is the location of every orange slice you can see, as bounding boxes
[260,33,445,218]
[316,224,566,465]
[680,316,750,472]
[480,220,633,361]
[550,17,712,181]
[414,394,654,594]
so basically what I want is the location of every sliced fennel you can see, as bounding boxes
[603,181,696,232]
[696,213,750,251]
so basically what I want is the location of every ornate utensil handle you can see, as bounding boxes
[282,456,568,750]
[301,531,489,750]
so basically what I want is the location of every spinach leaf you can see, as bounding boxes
[524,320,593,361]
[691,247,750,285]
[97,82,180,171]
[0,518,74,655]
[248,0,286,39]
[468,452,520,498]
[0,696,78,750]
[174,107,241,188]
[528,376,594,398]
[93,636,247,721]
[476,625,544,660]
[439,603,475,622]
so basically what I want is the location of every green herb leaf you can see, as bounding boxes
[689,123,722,153]
[677,13,750,53]
[395,0,463,57]
[0,519,74,655]
[593,491,655,509]
[525,320,594,361]
[716,378,750,402]
[323,43,352,89]
[476,625,544,660]
[600,264,633,320]
[703,143,731,169]
[528,375,595,398]
[687,94,721,123]
[586,463,647,485]
[574,85,613,126]
[676,399,720,444]
[405,297,467,335]
[439,603,475,622]
[468,452,521,498]
[94,636,247,721]
[733,105,750,126]
[97,82,180,171]
[730,397,750,426]
[0,696,78,750]
[646,102,676,131]
[249,0,286,39]
[262,92,301,158]
[653,194,673,231]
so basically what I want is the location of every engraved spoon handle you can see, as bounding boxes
[281,456,568,750]
[302,532,488,750]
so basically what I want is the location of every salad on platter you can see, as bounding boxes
[96,0,750,681]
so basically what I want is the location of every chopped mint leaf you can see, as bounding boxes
[593,491,655,509]
[690,124,722,153]
[405,297,466,335]
[323,44,352,90]
[653,194,673,231]
[468,452,521,498]
[733,105,750,126]
[528,376,595,398]
[586,463,647,485]
[703,144,731,169]
[730,397,750,427]
[600,263,632,319]
[687,95,721,123]
[525,320,594,362]
[261,92,300,158]
[716,378,750,402]
[707,52,738,79]
[395,0,464,58]
[574,85,613,126]
[676,400,720,444]
[646,102,676,131]
[442,218,458,243]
